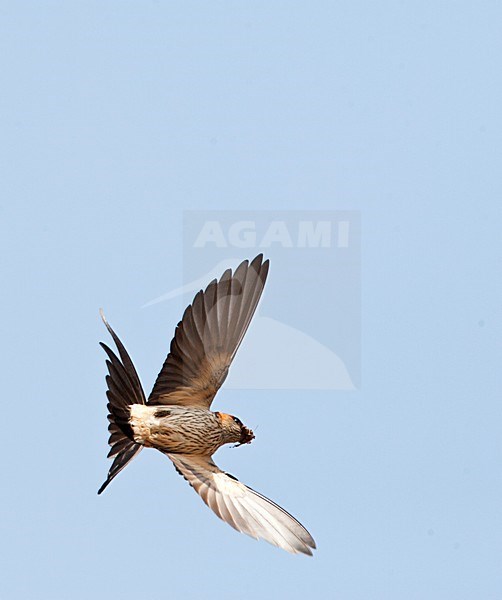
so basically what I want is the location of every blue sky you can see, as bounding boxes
[1,2,501,599]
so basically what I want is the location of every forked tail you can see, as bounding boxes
[98,309,146,494]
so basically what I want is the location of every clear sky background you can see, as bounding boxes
[1,2,501,599]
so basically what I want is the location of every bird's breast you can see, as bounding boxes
[129,404,222,454]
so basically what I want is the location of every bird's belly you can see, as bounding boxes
[146,425,221,454]
[129,404,221,454]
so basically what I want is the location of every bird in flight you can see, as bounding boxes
[98,254,316,555]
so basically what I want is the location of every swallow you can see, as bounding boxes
[98,254,316,555]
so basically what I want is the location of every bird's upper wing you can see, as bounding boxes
[147,254,269,409]
[165,452,316,556]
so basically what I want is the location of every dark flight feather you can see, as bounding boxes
[147,254,269,409]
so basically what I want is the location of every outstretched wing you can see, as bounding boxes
[148,254,269,409]
[166,453,316,556]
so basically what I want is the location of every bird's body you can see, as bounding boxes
[98,254,316,555]
[129,404,248,455]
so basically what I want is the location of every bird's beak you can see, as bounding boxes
[238,426,255,446]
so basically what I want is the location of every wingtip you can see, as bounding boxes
[251,253,269,273]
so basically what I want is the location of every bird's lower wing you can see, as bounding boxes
[165,453,316,556]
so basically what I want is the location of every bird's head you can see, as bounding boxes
[216,412,255,446]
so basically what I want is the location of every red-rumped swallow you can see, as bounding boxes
[98,254,315,555]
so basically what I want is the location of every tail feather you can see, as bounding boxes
[98,443,142,495]
[98,310,146,494]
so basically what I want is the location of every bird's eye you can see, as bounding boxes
[232,416,242,427]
